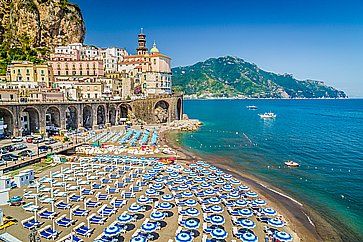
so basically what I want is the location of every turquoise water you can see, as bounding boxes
[180,99,363,240]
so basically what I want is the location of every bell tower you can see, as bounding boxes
[137,28,148,55]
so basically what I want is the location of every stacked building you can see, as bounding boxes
[0,30,173,103]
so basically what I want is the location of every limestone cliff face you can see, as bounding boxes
[0,0,85,49]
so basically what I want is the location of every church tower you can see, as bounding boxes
[136,28,148,55]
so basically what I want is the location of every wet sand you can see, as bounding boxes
[161,130,343,242]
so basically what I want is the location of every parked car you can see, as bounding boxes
[38,145,50,153]
[33,137,44,144]
[14,143,27,150]
[45,139,57,145]
[18,149,35,157]
[1,154,19,162]
[26,136,33,143]
[1,145,15,153]
[11,137,23,143]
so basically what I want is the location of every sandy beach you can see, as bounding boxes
[161,130,343,242]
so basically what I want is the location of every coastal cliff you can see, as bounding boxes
[0,0,85,74]
[172,56,347,99]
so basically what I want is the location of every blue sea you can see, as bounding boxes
[180,99,363,240]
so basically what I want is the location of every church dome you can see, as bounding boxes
[150,41,159,53]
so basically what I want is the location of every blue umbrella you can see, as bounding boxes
[222,174,233,180]
[145,188,158,196]
[185,207,200,217]
[268,218,285,228]
[130,235,148,242]
[209,205,224,213]
[238,208,253,217]
[227,191,240,199]
[196,161,204,165]
[200,182,211,189]
[161,194,174,201]
[209,214,225,225]
[118,213,133,224]
[230,178,241,185]
[235,199,248,207]
[193,177,204,183]
[262,207,277,216]
[175,231,193,242]
[222,184,233,191]
[208,174,217,180]
[151,183,164,190]
[246,191,258,198]
[274,231,293,242]
[141,222,158,233]
[239,218,256,229]
[137,196,152,204]
[189,164,198,168]
[174,179,185,184]
[128,203,143,213]
[104,225,122,237]
[211,228,228,240]
[150,210,165,221]
[183,218,200,229]
[238,185,250,191]
[178,184,189,191]
[214,179,225,185]
[184,168,192,173]
[208,197,221,204]
[241,232,258,242]
[184,199,198,207]
[253,199,266,206]
[204,189,215,196]
[158,202,173,210]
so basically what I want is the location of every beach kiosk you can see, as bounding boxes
[13,169,34,188]
[0,177,10,205]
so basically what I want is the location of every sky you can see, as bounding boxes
[72,0,363,97]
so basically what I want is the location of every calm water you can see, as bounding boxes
[180,99,363,240]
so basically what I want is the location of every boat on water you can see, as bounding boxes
[284,160,300,167]
[258,112,276,119]
[246,105,258,110]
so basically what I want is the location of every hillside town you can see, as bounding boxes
[0,30,172,103]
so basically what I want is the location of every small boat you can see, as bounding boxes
[246,105,258,110]
[284,160,300,167]
[258,112,276,119]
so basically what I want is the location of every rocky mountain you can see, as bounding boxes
[0,0,85,74]
[172,56,347,99]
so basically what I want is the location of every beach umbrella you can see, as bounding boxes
[137,196,152,205]
[104,225,123,237]
[183,218,200,229]
[184,208,200,217]
[174,178,185,184]
[118,213,133,224]
[239,218,256,229]
[161,194,174,201]
[193,177,204,183]
[241,232,258,242]
[128,203,143,213]
[268,218,285,228]
[214,179,225,185]
[145,188,158,196]
[209,205,224,213]
[235,199,248,207]
[262,207,277,216]
[158,201,173,210]
[179,191,194,198]
[209,166,217,170]
[184,168,192,173]
[238,208,253,217]
[200,182,211,189]
[208,174,218,180]
[130,235,148,242]
[184,199,198,207]
[238,185,250,191]
[230,178,241,185]
[208,197,221,204]
[227,191,240,199]
[203,189,215,196]
[189,172,198,177]
[211,228,228,240]
[196,161,204,165]
[141,222,158,233]
[151,183,164,190]
[253,199,266,206]
[209,214,225,225]
[246,191,258,198]
[222,184,233,192]
[274,231,293,242]
[178,184,189,191]
[222,174,233,180]
[150,210,165,221]
[175,231,193,242]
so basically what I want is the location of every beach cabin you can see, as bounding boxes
[0,176,11,190]
[21,169,35,181]
[14,169,34,188]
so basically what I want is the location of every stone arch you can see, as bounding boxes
[21,107,40,135]
[45,106,61,134]
[66,105,78,130]
[108,105,117,126]
[176,98,182,120]
[154,100,170,123]
[119,104,132,124]
[83,105,93,129]
[0,108,14,138]
[97,105,106,125]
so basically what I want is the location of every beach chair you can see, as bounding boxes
[56,233,83,242]
[72,206,89,217]
[39,225,59,240]
[81,188,93,195]
[85,199,101,208]
[96,192,109,201]
[22,216,42,230]
[98,204,116,216]
[203,223,213,234]
[92,183,103,189]
[23,202,41,212]
[38,208,58,219]
[55,200,71,210]
[56,214,75,227]
[88,213,107,224]
[111,198,126,208]
[74,222,94,237]
[69,193,83,202]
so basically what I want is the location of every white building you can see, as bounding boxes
[101,47,128,73]
[14,169,34,188]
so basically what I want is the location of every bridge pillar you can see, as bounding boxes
[39,109,46,135]
[59,107,66,130]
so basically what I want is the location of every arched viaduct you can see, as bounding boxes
[0,94,183,137]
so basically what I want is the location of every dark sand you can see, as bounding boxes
[161,130,344,242]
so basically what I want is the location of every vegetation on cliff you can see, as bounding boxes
[172,56,347,99]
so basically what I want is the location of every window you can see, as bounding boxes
[95,94,98,98]
[87,93,90,98]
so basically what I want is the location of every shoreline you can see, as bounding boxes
[160,129,343,242]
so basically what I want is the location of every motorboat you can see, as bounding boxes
[284,160,300,167]
[246,105,258,110]
[258,112,276,119]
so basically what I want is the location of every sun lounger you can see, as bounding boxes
[56,233,83,242]
[98,204,116,216]
[88,213,107,224]
[69,193,83,202]
[74,222,94,237]
[72,206,89,217]
[56,214,75,227]
[38,209,58,219]
[55,201,71,210]
[86,200,101,208]
[22,216,42,229]
[39,225,59,240]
